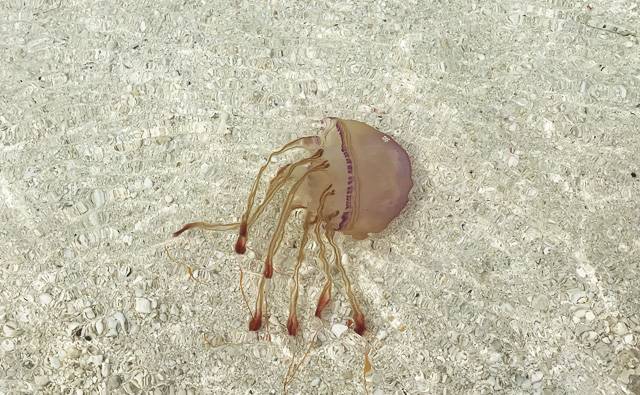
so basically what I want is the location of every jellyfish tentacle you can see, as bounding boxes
[249,275,267,331]
[286,210,315,336]
[325,228,366,335]
[312,187,336,318]
[248,203,300,333]
[172,149,322,242]
[313,247,332,318]
[172,221,239,237]
[286,184,333,335]
[249,160,329,332]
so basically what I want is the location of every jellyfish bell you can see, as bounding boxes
[306,118,413,240]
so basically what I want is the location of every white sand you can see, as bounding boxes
[1,1,639,393]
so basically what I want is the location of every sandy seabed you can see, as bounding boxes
[1,1,639,394]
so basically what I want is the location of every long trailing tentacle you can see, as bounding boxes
[172,147,322,242]
[286,210,315,336]
[172,222,238,237]
[285,184,334,335]
[249,160,329,332]
[325,227,366,335]
[312,187,336,318]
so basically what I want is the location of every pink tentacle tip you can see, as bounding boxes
[287,315,299,336]
[234,237,246,254]
[263,257,273,279]
[248,313,262,331]
[354,312,366,336]
[314,291,331,318]
[234,222,247,254]
[172,224,191,237]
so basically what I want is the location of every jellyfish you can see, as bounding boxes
[173,118,413,336]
